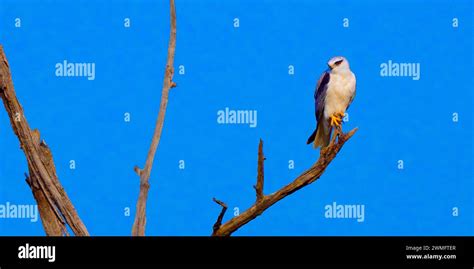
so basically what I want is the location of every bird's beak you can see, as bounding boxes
[328,63,333,70]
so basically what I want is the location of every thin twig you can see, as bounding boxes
[254,139,265,202]
[212,198,228,235]
[212,128,358,236]
[0,45,89,236]
[131,0,177,236]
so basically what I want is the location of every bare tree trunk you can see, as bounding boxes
[0,45,88,236]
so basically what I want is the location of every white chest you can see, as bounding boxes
[324,72,356,118]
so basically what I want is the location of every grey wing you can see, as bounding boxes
[315,71,330,123]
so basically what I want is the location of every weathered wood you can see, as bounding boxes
[212,128,357,236]
[131,0,177,236]
[0,45,89,236]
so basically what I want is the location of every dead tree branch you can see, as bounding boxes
[0,45,89,236]
[132,0,177,236]
[212,198,228,235]
[212,128,358,236]
[253,139,265,202]
[25,173,68,236]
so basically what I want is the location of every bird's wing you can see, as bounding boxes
[346,75,356,110]
[314,71,331,122]
[346,90,356,110]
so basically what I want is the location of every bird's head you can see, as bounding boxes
[327,56,350,72]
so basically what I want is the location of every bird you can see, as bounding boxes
[306,56,356,148]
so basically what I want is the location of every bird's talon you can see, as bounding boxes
[329,115,342,128]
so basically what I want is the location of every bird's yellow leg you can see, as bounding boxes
[336,112,345,120]
[330,114,342,128]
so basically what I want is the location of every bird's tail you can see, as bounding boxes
[307,121,330,148]
[306,129,317,145]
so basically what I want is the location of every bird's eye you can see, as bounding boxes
[335,60,343,65]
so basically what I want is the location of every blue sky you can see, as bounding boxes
[0,0,472,236]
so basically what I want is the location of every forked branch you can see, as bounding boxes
[212,128,358,236]
[212,198,228,235]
